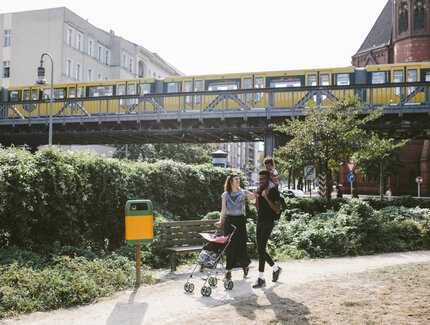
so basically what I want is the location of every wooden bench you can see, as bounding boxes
[159,219,254,271]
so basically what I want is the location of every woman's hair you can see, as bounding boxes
[224,174,240,194]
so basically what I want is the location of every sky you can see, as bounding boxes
[1,0,390,76]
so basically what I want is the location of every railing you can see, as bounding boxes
[1,82,429,125]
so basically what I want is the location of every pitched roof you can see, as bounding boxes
[355,1,393,55]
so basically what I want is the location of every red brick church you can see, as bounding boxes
[340,0,430,196]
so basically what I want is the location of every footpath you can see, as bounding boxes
[2,251,430,325]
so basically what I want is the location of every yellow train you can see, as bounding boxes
[2,62,430,118]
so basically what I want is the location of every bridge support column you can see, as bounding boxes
[264,135,286,158]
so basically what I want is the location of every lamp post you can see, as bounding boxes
[36,53,54,146]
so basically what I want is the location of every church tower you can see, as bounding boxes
[393,0,430,62]
[352,0,430,66]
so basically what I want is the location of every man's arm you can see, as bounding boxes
[262,188,280,214]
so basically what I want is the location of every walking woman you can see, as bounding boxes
[215,174,255,280]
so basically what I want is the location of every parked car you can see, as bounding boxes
[282,189,308,198]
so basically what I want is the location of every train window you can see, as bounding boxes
[244,78,252,89]
[127,84,135,95]
[166,82,179,93]
[118,84,126,95]
[31,89,38,100]
[77,86,84,98]
[407,69,417,82]
[426,72,430,82]
[54,88,66,99]
[23,90,30,100]
[320,74,329,86]
[194,80,203,91]
[184,81,192,92]
[269,77,301,88]
[10,91,20,101]
[255,77,264,88]
[371,71,386,84]
[208,80,238,91]
[308,75,317,86]
[336,74,350,85]
[69,87,76,98]
[88,85,114,97]
[140,83,151,94]
[393,70,403,83]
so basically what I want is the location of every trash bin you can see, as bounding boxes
[125,199,153,244]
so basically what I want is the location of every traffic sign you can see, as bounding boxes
[416,176,423,184]
[347,163,356,173]
[347,173,355,183]
[304,165,316,180]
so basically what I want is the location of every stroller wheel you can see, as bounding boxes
[224,280,234,290]
[201,286,212,297]
[208,277,217,287]
[188,283,195,293]
[184,283,189,292]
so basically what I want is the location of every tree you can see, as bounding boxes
[272,96,382,205]
[351,134,409,199]
[114,143,215,164]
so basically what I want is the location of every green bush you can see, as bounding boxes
[0,249,155,319]
[0,147,242,252]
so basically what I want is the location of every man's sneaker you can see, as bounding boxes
[252,278,266,288]
[272,267,282,282]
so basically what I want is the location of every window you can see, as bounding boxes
[407,69,418,82]
[88,68,93,82]
[399,1,409,33]
[426,71,430,82]
[307,74,317,86]
[105,50,110,65]
[67,28,73,46]
[372,71,386,84]
[166,82,179,93]
[76,63,82,81]
[414,0,427,30]
[4,29,11,47]
[269,77,301,88]
[129,58,133,72]
[88,85,114,97]
[88,40,93,57]
[76,33,83,51]
[97,73,102,81]
[140,83,151,94]
[320,74,330,86]
[66,59,72,77]
[208,80,238,90]
[98,45,102,61]
[336,74,350,85]
[393,70,404,83]
[3,61,10,78]
[122,53,127,68]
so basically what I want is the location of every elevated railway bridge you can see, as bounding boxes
[1,82,430,155]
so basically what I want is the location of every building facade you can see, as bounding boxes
[0,7,182,89]
[348,0,430,197]
[214,142,260,186]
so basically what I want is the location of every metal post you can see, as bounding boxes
[380,158,384,200]
[37,53,54,146]
[418,183,421,198]
[136,244,141,285]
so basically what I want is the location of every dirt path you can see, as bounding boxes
[2,251,430,325]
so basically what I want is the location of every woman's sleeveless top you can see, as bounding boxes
[221,190,249,216]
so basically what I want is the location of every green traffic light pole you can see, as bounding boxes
[36,53,54,146]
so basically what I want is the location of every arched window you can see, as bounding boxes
[399,1,409,33]
[414,0,427,29]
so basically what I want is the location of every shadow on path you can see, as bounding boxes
[106,285,147,325]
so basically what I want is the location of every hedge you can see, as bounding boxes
[0,147,243,252]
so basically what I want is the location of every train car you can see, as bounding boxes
[366,61,430,106]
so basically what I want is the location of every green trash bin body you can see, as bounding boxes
[125,199,153,244]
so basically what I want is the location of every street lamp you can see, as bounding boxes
[36,53,54,146]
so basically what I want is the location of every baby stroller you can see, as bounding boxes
[184,225,236,297]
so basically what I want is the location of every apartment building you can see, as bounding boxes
[0,7,182,89]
